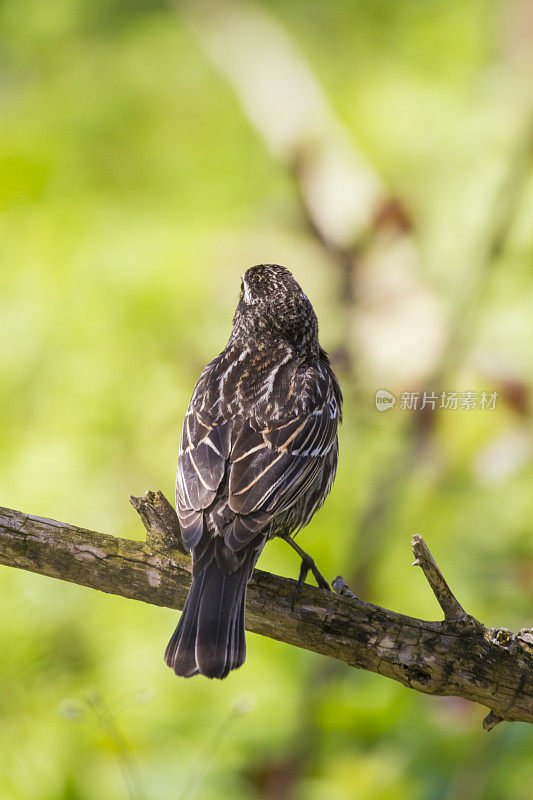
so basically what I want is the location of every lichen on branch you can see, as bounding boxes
[0,491,531,729]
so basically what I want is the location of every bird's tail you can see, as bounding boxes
[164,556,253,679]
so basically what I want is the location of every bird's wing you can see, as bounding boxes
[225,366,340,551]
[176,407,232,550]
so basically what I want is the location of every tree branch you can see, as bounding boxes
[411,533,469,621]
[1,492,532,728]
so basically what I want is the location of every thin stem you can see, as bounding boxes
[411,534,468,621]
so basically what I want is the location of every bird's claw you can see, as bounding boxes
[290,551,330,611]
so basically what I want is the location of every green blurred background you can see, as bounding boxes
[1,1,533,798]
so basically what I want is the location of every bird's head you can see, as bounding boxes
[230,264,319,354]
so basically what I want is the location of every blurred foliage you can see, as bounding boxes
[1,1,533,799]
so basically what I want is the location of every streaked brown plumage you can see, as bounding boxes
[165,264,342,678]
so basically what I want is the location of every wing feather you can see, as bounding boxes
[176,412,232,548]
[176,354,341,555]
[226,368,339,547]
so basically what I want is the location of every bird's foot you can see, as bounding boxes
[280,536,331,610]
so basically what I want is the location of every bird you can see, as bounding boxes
[165,264,342,679]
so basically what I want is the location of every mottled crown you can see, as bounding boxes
[231,264,319,354]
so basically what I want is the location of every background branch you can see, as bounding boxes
[1,493,531,729]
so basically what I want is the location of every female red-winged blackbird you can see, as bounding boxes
[165,264,342,678]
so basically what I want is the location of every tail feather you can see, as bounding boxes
[219,579,247,679]
[165,557,251,679]
[164,570,208,677]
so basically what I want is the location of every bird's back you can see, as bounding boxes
[166,264,342,679]
[180,340,341,549]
